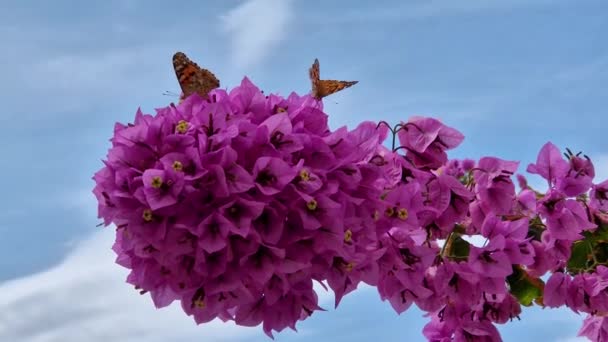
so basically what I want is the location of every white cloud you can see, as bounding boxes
[0,230,252,342]
[0,41,177,122]
[0,228,333,342]
[0,16,222,121]
[220,0,293,70]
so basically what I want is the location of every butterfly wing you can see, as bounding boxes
[309,58,321,98]
[172,52,220,100]
[308,58,357,99]
[317,80,358,98]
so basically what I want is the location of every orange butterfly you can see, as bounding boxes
[309,58,358,100]
[172,52,220,101]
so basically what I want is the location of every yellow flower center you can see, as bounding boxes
[193,299,205,308]
[385,207,395,217]
[306,199,318,211]
[176,120,189,134]
[276,107,287,113]
[373,210,380,221]
[344,262,355,272]
[172,160,183,172]
[344,229,353,243]
[397,208,408,220]
[142,209,153,222]
[299,169,310,182]
[151,176,163,188]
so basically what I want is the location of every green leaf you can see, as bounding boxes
[526,216,544,241]
[507,266,545,307]
[595,223,608,242]
[567,240,593,273]
[593,242,608,265]
[445,234,470,261]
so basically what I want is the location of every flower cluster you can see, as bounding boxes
[93,78,388,337]
[93,77,608,341]
[370,129,608,341]
[365,119,525,340]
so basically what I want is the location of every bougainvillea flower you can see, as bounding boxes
[468,236,513,279]
[544,271,571,308]
[395,117,464,169]
[540,193,596,241]
[556,153,595,196]
[142,169,185,210]
[93,77,390,336]
[578,315,608,342]
[526,142,569,186]
[252,156,300,195]
[473,157,518,215]
[590,180,608,213]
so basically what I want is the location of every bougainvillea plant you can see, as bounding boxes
[93,54,608,341]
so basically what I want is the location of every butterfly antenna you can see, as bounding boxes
[163,90,179,97]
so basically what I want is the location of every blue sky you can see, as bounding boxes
[0,0,606,341]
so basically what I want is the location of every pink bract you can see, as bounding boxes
[93,78,388,337]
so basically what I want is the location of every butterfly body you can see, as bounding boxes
[309,58,358,99]
[172,52,220,101]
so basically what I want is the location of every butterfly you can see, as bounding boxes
[172,52,220,102]
[309,58,358,100]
